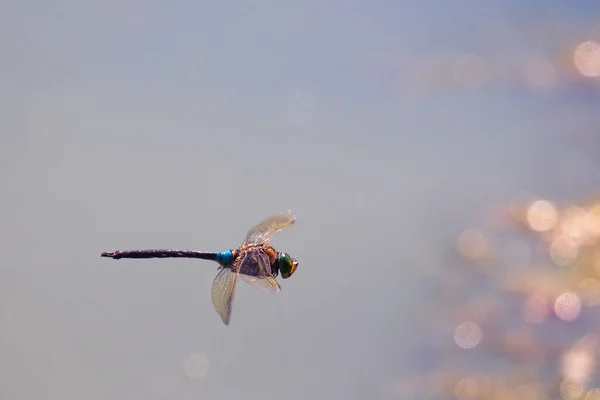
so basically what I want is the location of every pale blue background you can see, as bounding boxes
[2,1,599,399]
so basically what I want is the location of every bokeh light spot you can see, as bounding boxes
[454,377,479,400]
[560,207,591,245]
[457,230,488,261]
[550,236,579,266]
[573,40,600,77]
[555,292,582,321]
[527,200,558,232]
[560,378,584,400]
[453,54,489,88]
[524,55,559,89]
[515,383,542,399]
[587,204,600,238]
[454,321,483,349]
[586,388,600,400]
[183,352,210,380]
[522,293,550,324]
[562,346,595,384]
[579,278,600,307]
[510,191,537,222]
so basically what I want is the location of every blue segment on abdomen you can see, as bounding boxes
[215,250,233,266]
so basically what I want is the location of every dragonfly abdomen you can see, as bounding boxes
[214,250,234,266]
[101,249,224,261]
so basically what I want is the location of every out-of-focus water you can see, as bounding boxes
[2,1,600,399]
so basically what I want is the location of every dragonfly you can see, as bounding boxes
[101,210,298,325]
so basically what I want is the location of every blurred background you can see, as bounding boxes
[2,0,600,399]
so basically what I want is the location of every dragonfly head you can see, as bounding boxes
[278,252,298,279]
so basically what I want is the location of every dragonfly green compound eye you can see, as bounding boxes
[279,252,298,279]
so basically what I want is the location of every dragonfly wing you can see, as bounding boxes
[211,267,238,325]
[238,250,280,293]
[244,210,296,245]
[240,274,281,293]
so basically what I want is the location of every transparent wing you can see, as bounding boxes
[244,210,296,245]
[238,250,280,293]
[211,267,238,325]
[240,274,281,293]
